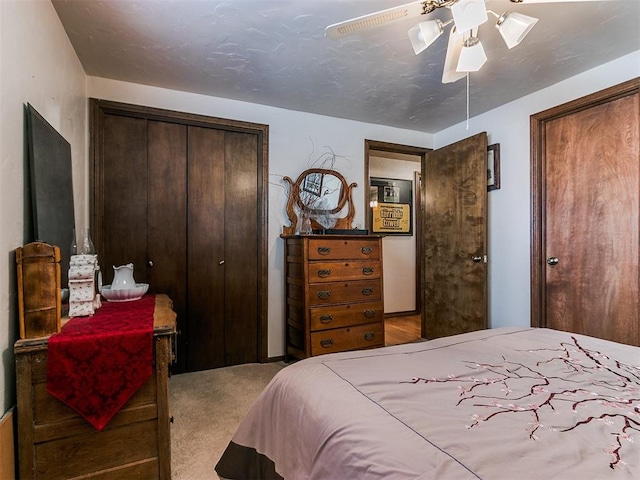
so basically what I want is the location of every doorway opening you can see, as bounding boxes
[364,140,429,341]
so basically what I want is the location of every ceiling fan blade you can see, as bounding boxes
[442,27,466,84]
[326,1,429,39]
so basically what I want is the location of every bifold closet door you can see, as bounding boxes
[147,120,188,345]
[187,127,259,371]
[100,114,149,283]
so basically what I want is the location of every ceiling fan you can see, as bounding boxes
[326,0,612,84]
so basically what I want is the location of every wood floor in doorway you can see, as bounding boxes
[385,314,422,346]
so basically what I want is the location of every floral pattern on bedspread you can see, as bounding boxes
[401,335,640,470]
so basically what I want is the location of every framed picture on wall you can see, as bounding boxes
[487,143,501,191]
[370,177,413,235]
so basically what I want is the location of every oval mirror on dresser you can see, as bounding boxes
[282,168,357,235]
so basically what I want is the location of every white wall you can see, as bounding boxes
[86,77,433,358]
[370,156,420,313]
[0,0,87,413]
[434,50,640,331]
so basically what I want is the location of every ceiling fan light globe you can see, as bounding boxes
[408,20,444,55]
[496,12,538,49]
[451,0,488,32]
[456,38,487,72]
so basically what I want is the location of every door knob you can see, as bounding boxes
[547,257,559,265]
[148,260,154,268]
[472,255,483,263]
[219,260,225,265]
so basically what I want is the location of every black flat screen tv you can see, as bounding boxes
[26,103,76,287]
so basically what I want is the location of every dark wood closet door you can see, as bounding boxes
[542,91,639,345]
[422,132,487,339]
[147,120,188,351]
[99,114,148,280]
[92,99,268,373]
[187,127,259,371]
[223,131,259,366]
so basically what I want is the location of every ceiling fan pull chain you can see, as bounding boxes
[466,72,470,130]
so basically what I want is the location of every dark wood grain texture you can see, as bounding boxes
[90,99,269,371]
[187,126,226,370]
[147,121,188,361]
[100,114,148,281]
[422,133,487,339]
[223,131,259,366]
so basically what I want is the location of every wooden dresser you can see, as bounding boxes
[14,295,176,480]
[284,235,385,359]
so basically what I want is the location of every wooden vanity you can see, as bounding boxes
[14,294,176,480]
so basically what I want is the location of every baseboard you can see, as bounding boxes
[0,408,16,480]
[384,310,419,318]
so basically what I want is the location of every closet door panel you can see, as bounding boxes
[187,126,226,371]
[101,114,148,285]
[544,93,639,345]
[224,132,259,365]
[148,121,188,369]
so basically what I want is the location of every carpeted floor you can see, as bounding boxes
[170,362,285,480]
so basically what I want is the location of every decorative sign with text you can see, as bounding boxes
[370,177,413,235]
[372,203,411,233]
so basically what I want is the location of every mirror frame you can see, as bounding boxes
[282,168,357,235]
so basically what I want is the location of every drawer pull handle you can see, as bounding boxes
[320,315,334,324]
[362,267,374,275]
[317,269,331,278]
[364,332,376,341]
[364,309,376,318]
[317,247,331,255]
[361,288,374,296]
[361,246,373,255]
[317,291,331,299]
[320,339,334,348]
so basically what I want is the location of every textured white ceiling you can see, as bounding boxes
[52,0,640,133]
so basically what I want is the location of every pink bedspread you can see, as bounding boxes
[216,327,640,479]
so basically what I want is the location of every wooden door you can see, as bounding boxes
[99,114,149,276]
[91,100,268,373]
[422,132,487,338]
[147,120,188,354]
[97,113,191,370]
[187,127,259,370]
[532,80,640,346]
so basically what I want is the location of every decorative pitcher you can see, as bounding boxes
[112,263,136,290]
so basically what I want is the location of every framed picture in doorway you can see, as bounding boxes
[370,177,413,235]
[487,143,501,191]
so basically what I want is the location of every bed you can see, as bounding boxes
[215,327,640,479]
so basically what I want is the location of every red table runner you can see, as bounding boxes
[47,295,155,431]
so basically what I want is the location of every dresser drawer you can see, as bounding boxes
[310,301,384,331]
[308,260,381,283]
[308,238,380,261]
[310,322,384,356]
[309,280,381,306]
